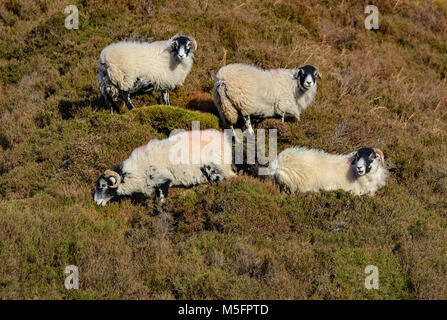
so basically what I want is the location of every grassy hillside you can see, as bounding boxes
[0,0,446,299]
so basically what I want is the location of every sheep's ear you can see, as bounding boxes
[293,68,302,79]
[348,152,357,165]
[315,70,322,79]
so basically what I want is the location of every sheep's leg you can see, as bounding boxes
[281,112,285,123]
[231,125,242,144]
[162,90,170,105]
[122,91,136,110]
[156,180,171,203]
[219,115,242,143]
[243,115,254,136]
[103,94,114,114]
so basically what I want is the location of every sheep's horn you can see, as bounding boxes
[104,170,121,188]
[189,36,197,50]
[168,34,180,48]
[373,148,384,165]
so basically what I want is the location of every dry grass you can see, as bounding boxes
[0,0,446,299]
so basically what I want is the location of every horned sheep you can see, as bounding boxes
[213,63,320,135]
[97,34,197,112]
[94,129,235,206]
[271,146,388,196]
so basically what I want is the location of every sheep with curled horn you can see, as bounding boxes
[270,146,388,196]
[94,129,235,206]
[97,34,197,112]
[213,63,321,136]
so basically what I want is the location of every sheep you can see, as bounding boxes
[97,34,197,112]
[213,63,320,136]
[94,129,235,206]
[270,146,388,196]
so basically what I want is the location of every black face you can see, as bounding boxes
[171,36,193,61]
[352,147,380,176]
[94,174,119,206]
[296,65,319,90]
[93,164,124,206]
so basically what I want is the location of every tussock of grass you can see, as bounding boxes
[0,0,446,299]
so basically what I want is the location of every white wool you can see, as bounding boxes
[116,130,235,197]
[272,147,388,196]
[98,37,194,93]
[213,63,317,125]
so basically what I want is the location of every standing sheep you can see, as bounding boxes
[213,63,320,135]
[270,146,388,196]
[94,129,235,206]
[97,34,197,112]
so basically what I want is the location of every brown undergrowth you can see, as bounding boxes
[0,0,446,299]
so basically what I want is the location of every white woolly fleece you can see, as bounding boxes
[98,37,194,93]
[213,63,317,124]
[116,130,235,197]
[272,147,388,196]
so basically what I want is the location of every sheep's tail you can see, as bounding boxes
[213,79,239,125]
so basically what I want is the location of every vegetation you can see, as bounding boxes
[0,0,446,299]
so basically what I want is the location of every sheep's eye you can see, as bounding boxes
[101,183,107,188]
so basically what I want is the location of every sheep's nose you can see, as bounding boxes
[305,81,313,86]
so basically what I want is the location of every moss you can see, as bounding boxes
[132,105,220,135]
[0,61,30,84]
[331,248,411,299]
[219,28,240,51]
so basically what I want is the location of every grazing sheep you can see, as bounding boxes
[94,129,235,206]
[213,63,320,135]
[270,146,388,196]
[97,34,197,112]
